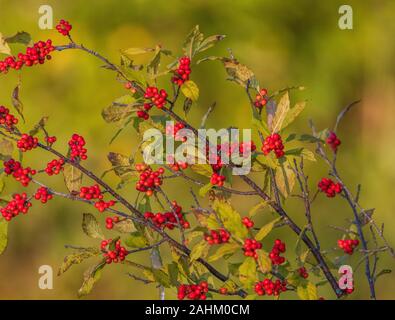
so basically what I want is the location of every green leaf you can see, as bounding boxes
[271,92,290,133]
[281,101,306,130]
[78,261,105,297]
[208,243,240,262]
[285,148,316,162]
[197,35,226,52]
[0,218,8,255]
[58,247,101,276]
[168,262,179,286]
[238,257,257,288]
[212,200,248,239]
[199,183,213,197]
[275,161,296,198]
[297,282,318,300]
[82,213,105,239]
[63,163,83,193]
[0,138,14,161]
[181,80,199,101]
[190,163,212,177]
[252,155,278,170]
[374,269,392,282]
[124,231,149,248]
[256,250,272,273]
[0,32,11,55]
[190,239,210,261]
[152,269,172,288]
[255,217,281,241]
[4,31,31,45]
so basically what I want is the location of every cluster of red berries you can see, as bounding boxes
[45,136,57,145]
[318,178,342,197]
[204,229,230,245]
[269,239,286,265]
[144,201,190,230]
[1,193,32,221]
[4,159,36,186]
[298,267,309,279]
[135,164,164,196]
[169,161,188,171]
[79,185,116,212]
[101,239,128,264]
[177,281,208,300]
[254,279,287,296]
[124,82,137,94]
[0,40,55,74]
[0,106,18,129]
[34,187,53,203]
[136,109,150,120]
[326,131,341,152]
[261,133,285,158]
[166,122,186,141]
[210,172,226,187]
[238,141,257,156]
[56,20,72,36]
[338,239,359,255]
[144,87,168,109]
[254,88,268,108]
[17,134,38,152]
[243,238,262,259]
[105,216,119,230]
[242,217,254,229]
[68,134,87,161]
[172,56,191,86]
[45,158,65,176]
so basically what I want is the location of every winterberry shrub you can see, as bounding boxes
[0,22,392,301]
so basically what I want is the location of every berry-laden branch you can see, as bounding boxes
[0,20,392,300]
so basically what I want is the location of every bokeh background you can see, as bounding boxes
[0,0,394,299]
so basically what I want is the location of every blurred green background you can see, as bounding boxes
[0,0,394,299]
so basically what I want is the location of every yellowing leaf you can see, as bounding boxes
[181,80,199,101]
[199,183,213,197]
[256,250,272,273]
[102,95,137,123]
[253,155,278,170]
[197,35,226,52]
[249,201,268,217]
[281,101,306,130]
[252,117,270,136]
[82,213,104,239]
[113,219,135,233]
[190,164,213,177]
[297,282,318,300]
[58,248,101,276]
[0,138,14,161]
[124,231,149,248]
[121,47,154,57]
[212,200,248,239]
[239,257,257,288]
[0,32,11,55]
[255,217,281,241]
[190,239,210,261]
[271,92,290,133]
[0,218,8,255]
[275,162,295,198]
[208,242,240,262]
[78,262,105,297]
[63,163,83,192]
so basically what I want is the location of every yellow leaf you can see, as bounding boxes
[275,162,295,198]
[0,218,8,255]
[297,282,318,300]
[78,262,105,297]
[58,248,101,276]
[190,164,213,177]
[256,250,272,273]
[190,239,210,261]
[82,213,104,239]
[272,92,290,133]
[208,243,240,262]
[199,183,213,197]
[181,80,199,101]
[63,164,83,193]
[238,257,257,288]
[281,101,306,130]
[249,201,269,217]
[0,32,11,55]
[212,200,248,239]
[255,217,281,241]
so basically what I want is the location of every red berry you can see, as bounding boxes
[68,134,87,161]
[326,131,341,152]
[172,56,192,86]
[318,178,342,198]
[1,193,32,221]
[56,20,72,36]
[34,187,53,204]
[261,133,285,159]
